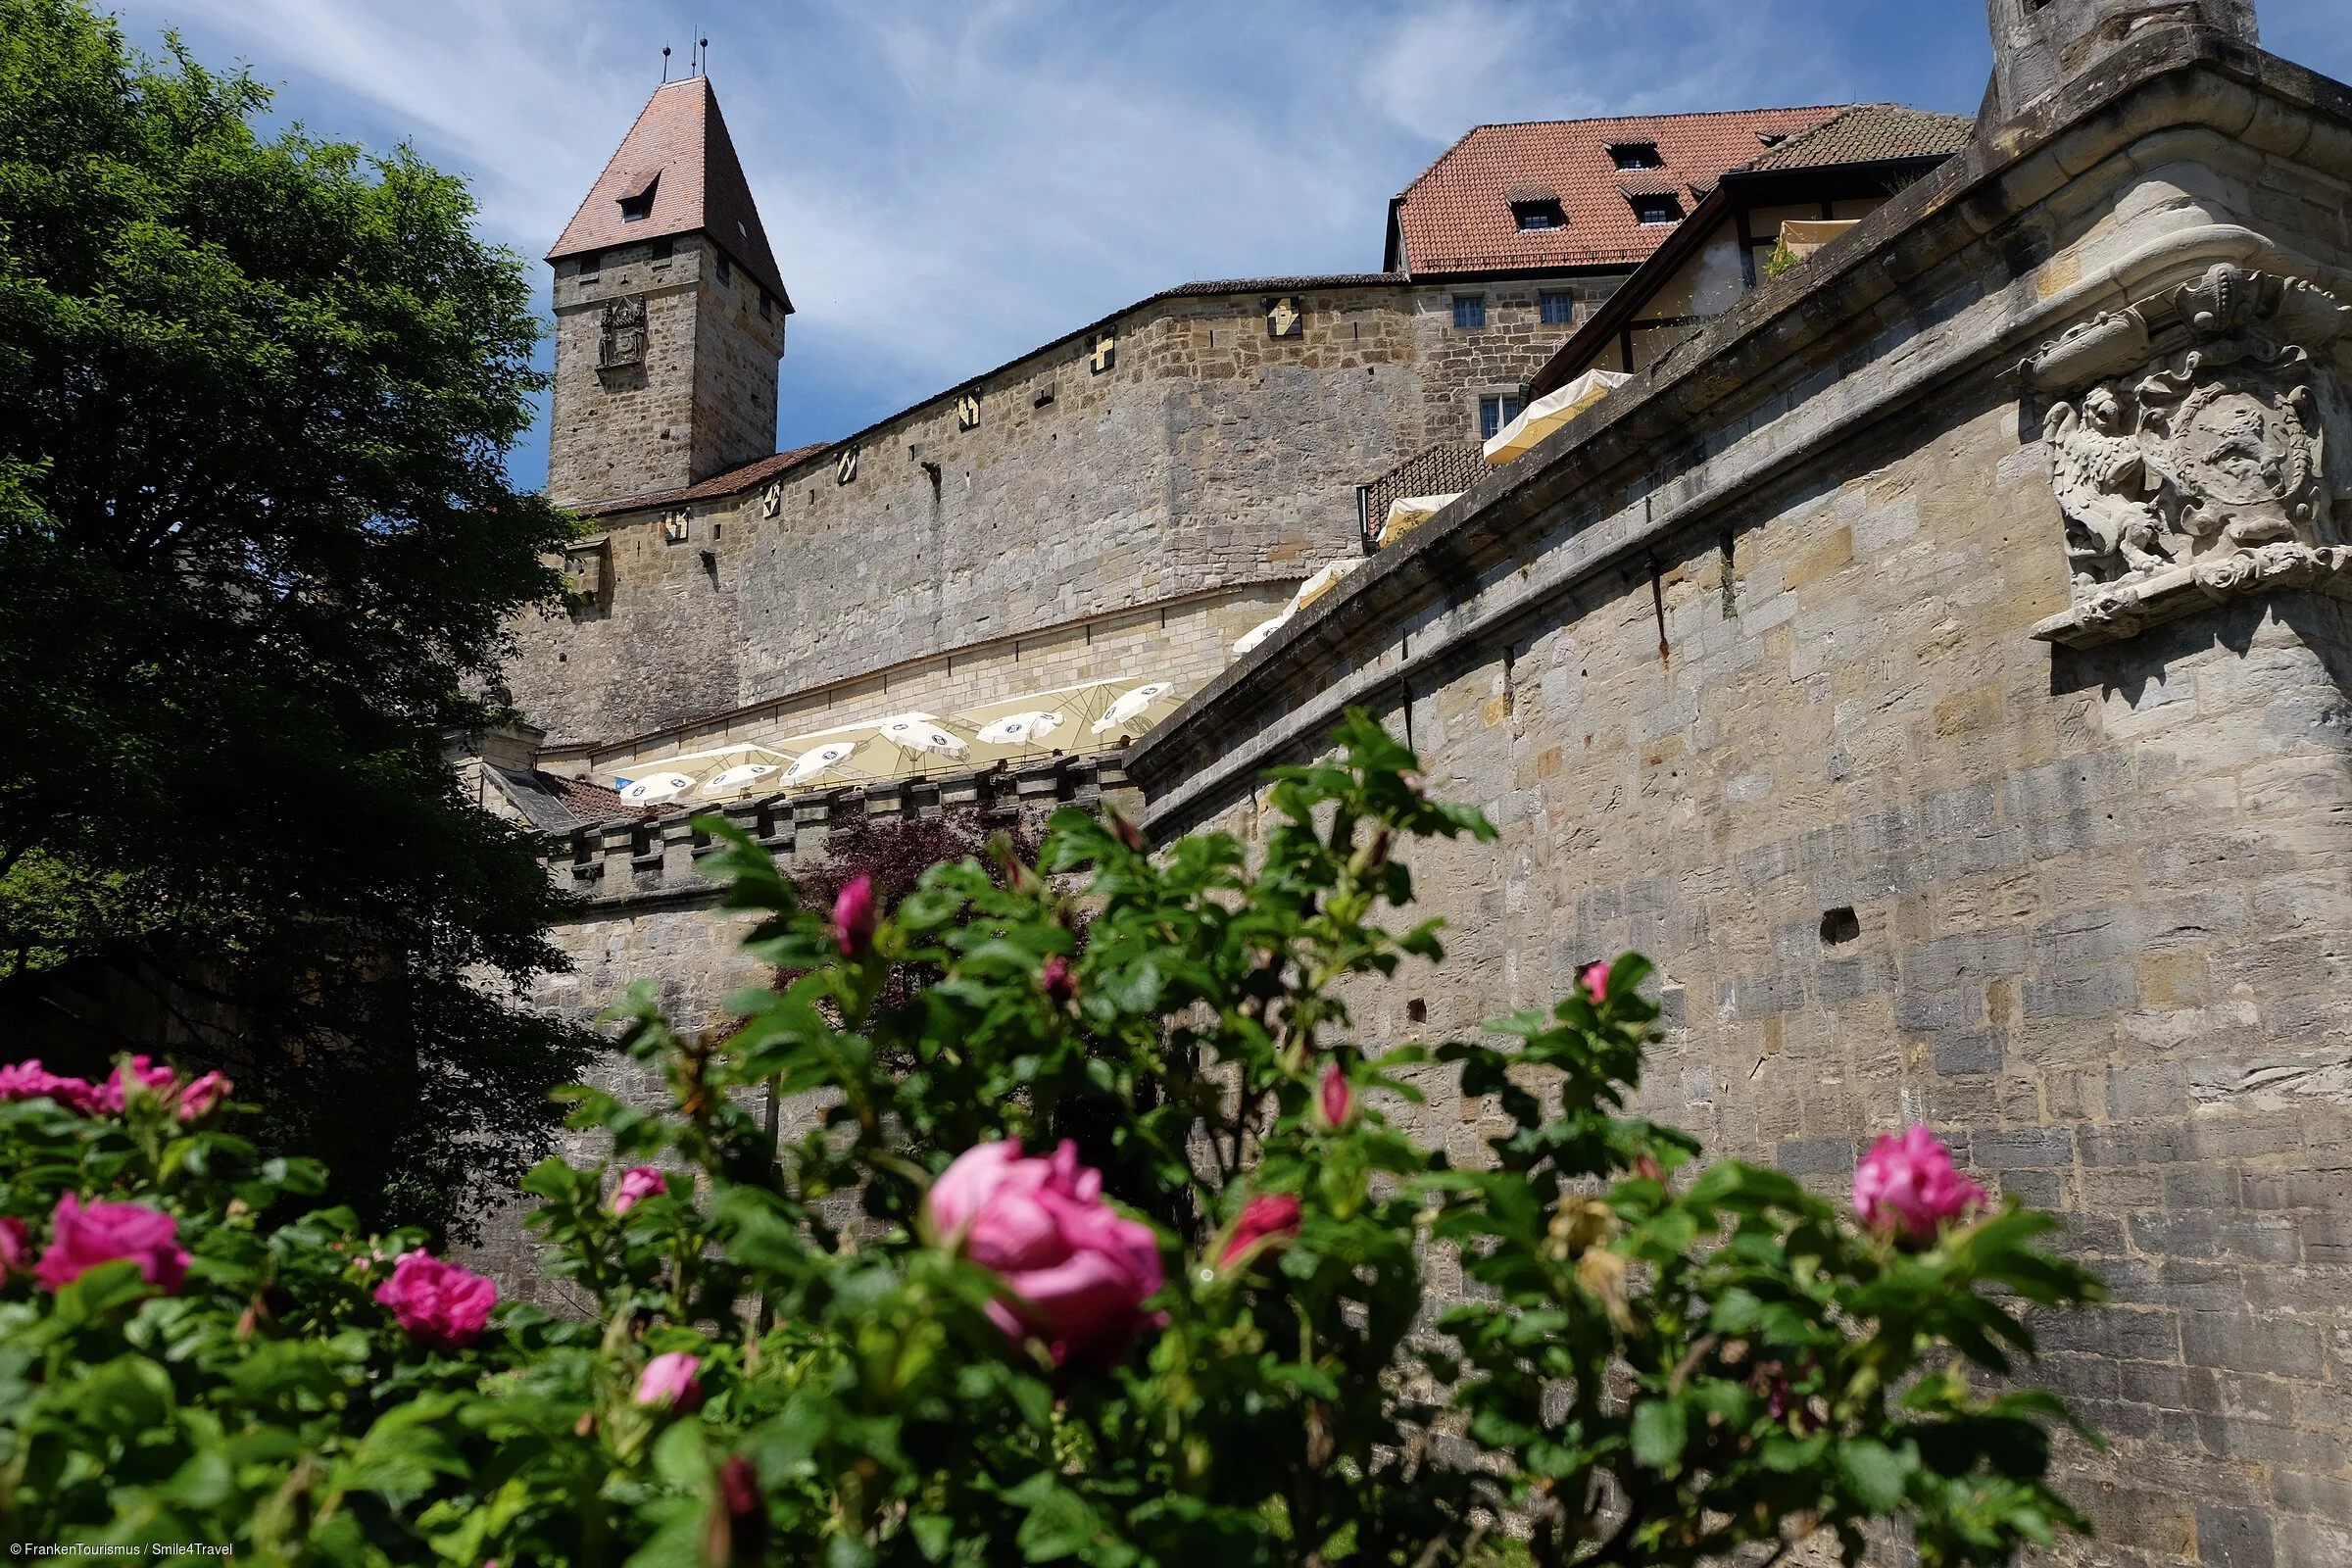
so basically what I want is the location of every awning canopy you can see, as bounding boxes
[1232,557,1364,655]
[1377,493,1459,549]
[1482,368,1631,465]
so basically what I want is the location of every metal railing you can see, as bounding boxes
[1355,440,1486,552]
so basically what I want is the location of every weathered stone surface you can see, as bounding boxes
[1127,31,2352,1567]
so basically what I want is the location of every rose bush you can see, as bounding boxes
[0,711,2106,1564]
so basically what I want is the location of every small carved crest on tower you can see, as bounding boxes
[1266,296,1304,339]
[1089,332,1116,374]
[836,446,859,485]
[760,479,784,518]
[598,295,649,372]
[660,509,689,544]
[956,393,981,431]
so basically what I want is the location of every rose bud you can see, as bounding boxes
[1315,1062,1355,1132]
[611,1166,668,1215]
[1218,1194,1301,1270]
[1580,960,1611,1004]
[1041,954,1077,1004]
[833,873,877,957]
[635,1350,703,1412]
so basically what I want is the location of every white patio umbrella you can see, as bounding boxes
[617,771,698,805]
[1091,681,1176,736]
[1482,368,1630,465]
[781,741,860,786]
[1377,493,1459,548]
[974,710,1065,746]
[875,712,970,761]
[702,762,779,796]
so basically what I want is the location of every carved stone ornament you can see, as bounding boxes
[1266,295,1303,339]
[660,509,689,545]
[835,446,859,485]
[2022,263,2349,648]
[956,392,980,431]
[1089,332,1115,374]
[598,296,649,372]
[760,480,783,518]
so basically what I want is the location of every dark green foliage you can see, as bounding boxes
[0,0,588,1237]
[1,710,2106,1564]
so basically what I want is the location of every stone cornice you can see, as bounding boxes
[1125,26,2352,839]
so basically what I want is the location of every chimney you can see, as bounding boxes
[1982,0,2258,124]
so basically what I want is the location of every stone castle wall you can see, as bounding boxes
[546,234,787,508]
[1132,32,2352,1567]
[511,275,1599,751]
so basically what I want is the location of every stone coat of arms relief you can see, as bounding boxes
[2023,261,2350,647]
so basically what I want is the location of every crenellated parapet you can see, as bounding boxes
[541,754,1136,910]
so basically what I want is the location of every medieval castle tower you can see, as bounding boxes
[474,5,2352,1562]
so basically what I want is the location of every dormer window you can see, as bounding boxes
[1630,192,1683,225]
[616,172,659,222]
[1503,182,1565,233]
[1607,141,1661,171]
[1756,131,1789,148]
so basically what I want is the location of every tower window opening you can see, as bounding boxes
[1607,141,1661,171]
[616,172,659,223]
[652,236,673,264]
[714,252,733,285]
[577,250,601,279]
[1452,294,1487,329]
[1541,291,1576,325]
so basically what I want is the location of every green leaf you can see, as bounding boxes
[1631,1398,1688,1471]
[1836,1438,1914,1510]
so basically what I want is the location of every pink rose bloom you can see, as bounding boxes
[33,1194,190,1294]
[611,1166,668,1215]
[89,1054,178,1114]
[1852,1125,1986,1243]
[635,1350,703,1411]
[177,1072,231,1122]
[1316,1062,1355,1132]
[373,1250,498,1350]
[1040,954,1076,1004]
[1581,960,1612,1004]
[834,873,877,956]
[0,1059,99,1113]
[924,1140,1163,1364]
[0,1215,28,1275]
[1219,1193,1301,1268]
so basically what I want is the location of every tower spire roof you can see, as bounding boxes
[548,75,790,309]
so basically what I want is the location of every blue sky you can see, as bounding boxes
[102,0,2352,490]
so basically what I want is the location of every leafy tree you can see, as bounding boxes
[0,712,2106,1565]
[0,0,586,1237]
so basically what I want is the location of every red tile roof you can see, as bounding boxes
[575,442,834,518]
[1388,106,1845,275]
[549,76,790,307]
[1739,102,1974,172]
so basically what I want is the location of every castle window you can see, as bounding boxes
[1607,141,1661,171]
[1630,192,1684,225]
[1452,295,1486,329]
[714,252,732,286]
[1511,198,1566,231]
[577,250,601,279]
[616,172,659,223]
[759,290,772,320]
[652,236,673,265]
[1479,394,1523,440]
[1541,291,1576,325]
